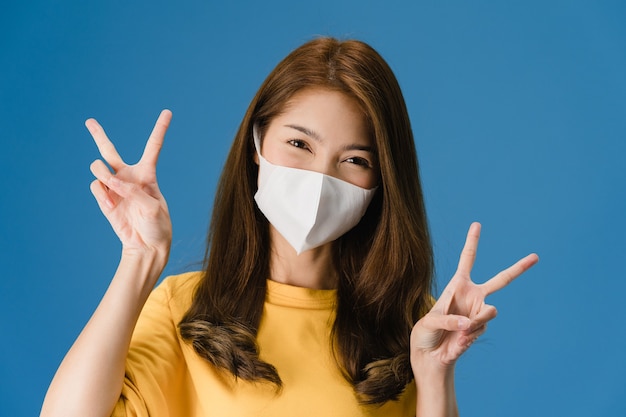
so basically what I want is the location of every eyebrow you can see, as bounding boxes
[285,124,320,140]
[284,124,375,153]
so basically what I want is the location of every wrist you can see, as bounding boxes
[412,352,456,387]
[118,247,168,291]
[413,356,458,417]
[121,243,168,265]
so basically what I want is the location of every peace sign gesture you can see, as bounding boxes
[410,222,539,370]
[87,110,173,262]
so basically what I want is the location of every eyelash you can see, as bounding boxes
[287,139,309,150]
[287,139,373,168]
[345,157,372,168]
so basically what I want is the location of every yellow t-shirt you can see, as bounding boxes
[113,272,416,416]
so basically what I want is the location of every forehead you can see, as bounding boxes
[282,87,365,115]
[269,88,372,142]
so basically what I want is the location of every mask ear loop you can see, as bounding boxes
[252,123,262,155]
[252,123,272,167]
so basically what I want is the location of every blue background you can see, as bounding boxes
[1,1,625,415]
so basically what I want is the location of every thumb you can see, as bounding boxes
[411,313,470,350]
[419,313,471,332]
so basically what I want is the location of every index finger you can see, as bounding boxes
[456,222,482,275]
[139,109,172,166]
[480,253,539,296]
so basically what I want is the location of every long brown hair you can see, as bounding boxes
[179,37,433,405]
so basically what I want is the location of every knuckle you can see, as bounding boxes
[463,247,476,257]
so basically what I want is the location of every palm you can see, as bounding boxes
[86,110,173,254]
[411,223,538,367]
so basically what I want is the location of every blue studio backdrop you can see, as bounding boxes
[1,1,625,416]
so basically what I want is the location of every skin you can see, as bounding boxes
[411,223,538,416]
[40,110,173,417]
[40,91,538,417]
[259,90,539,415]
[257,89,378,290]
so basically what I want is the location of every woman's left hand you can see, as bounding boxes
[410,222,539,372]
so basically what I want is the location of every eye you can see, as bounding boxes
[345,156,373,168]
[287,139,310,150]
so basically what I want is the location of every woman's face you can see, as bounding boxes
[260,88,379,190]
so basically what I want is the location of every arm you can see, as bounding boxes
[40,110,173,417]
[413,364,457,417]
[410,222,539,417]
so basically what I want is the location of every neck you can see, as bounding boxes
[268,227,338,290]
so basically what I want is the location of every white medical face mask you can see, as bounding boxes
[253,127,377,255]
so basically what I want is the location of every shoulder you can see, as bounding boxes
[157,271,203,297]
[150,271,204,321]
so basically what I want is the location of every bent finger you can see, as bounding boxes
[466,323,488,339]
[468,304,498,329]
[90,160,142,200]
[458,324,488,347]
[90,179,114,212]
[85,118,125,171]
[90,159,113,182]
[139,109,172,167]
[104,176,163,216]
[481,253,539,296]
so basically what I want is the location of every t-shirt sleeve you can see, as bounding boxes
[111,277,186,417]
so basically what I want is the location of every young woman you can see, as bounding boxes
[41,37,538,417]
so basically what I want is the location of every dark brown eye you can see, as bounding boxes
[345,156,372,168]
[288,139,309,150]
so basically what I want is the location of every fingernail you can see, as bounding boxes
[104,198,114,209]
[458,317,470,330]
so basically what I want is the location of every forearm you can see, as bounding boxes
[414,362,459,417]
[40,250,166,417]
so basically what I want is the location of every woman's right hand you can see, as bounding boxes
[40,110,174,417]
[86,110,173,264]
